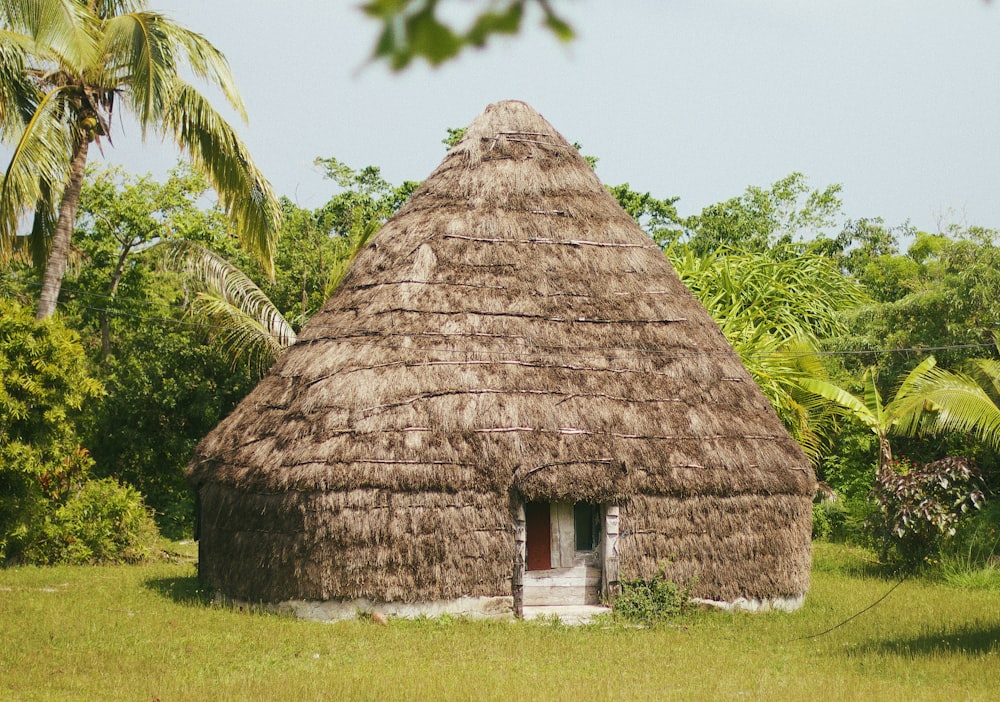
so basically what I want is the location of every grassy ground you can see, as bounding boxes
[0,542,997,701]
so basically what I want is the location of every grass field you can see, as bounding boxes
[0,542,997,701]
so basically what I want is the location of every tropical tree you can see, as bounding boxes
[0,0,281,320]
[799,357,942,474]
[682,172,843,256]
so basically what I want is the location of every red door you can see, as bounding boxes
[525,502,551,571]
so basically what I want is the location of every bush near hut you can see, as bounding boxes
[0,300,102,561]
[0,299,160,565]
[21,477,160,565]
[812,500,850,541]
[612,564,694,623]
[869,456,985,571]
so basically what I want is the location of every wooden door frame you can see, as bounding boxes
[512,496,621,617]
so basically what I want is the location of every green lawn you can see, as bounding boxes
[0,543,997,701]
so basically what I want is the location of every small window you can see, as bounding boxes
[574,502,598,551]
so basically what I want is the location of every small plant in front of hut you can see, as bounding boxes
[869,456,985,572]
[612,563,693,624]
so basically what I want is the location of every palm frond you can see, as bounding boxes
[893,363,1000,452]
[157,239,295,376]
[862,367,884,429]
[0,39,39,139]
[99,11,174,130]
[964,358,1000,400]
[89,1,145,20]
[884,356,939,436]
[155,14,247,120]
[0,0,99,71]
[798,375,878,431]
[0,84,72,261]
[163,80,280,278]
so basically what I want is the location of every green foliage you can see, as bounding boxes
[442,127,466,148]
[683,172,842,255]
[830,218,918,303]
[870,456,985,571]
[313,157,418,237]
[818,425,877,502]
[22,477,160,565]
[839,226,1000,382]
[83,319,255,539]
[363,0,572,70]
[612,566,693,623]
[812,500,850,541]
[938,499,1000,589]
[0,298,102,560]
[607,183,681,247]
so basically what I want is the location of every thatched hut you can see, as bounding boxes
[187,100,815,619]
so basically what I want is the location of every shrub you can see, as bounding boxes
[812,500,849,540]
[869,456,985,571]
[0,300,103,561]
[23,478,160,565]
[613,565,693,623]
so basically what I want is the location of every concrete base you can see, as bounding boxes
[691,594,806,613]
[217,593,516,622]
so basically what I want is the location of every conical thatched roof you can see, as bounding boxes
[188,100,814,608]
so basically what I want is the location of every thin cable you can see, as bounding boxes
[5,276,998,360]
[793,577,905,641]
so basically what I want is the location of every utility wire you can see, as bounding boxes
[4,277,998,360]
[793,577,905,642]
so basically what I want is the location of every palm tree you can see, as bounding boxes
[0,0,281,319]
[799,357,940,474]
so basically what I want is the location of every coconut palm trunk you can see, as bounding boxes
[36,138,89,321]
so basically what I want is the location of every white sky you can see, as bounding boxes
[101,0,1000,236]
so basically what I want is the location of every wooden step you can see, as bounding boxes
[523,564,601,605]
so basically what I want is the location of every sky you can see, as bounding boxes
[101,0,1000,237]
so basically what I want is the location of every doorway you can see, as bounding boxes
[520,500,603,606]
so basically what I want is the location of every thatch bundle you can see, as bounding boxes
[188,100,815,610]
